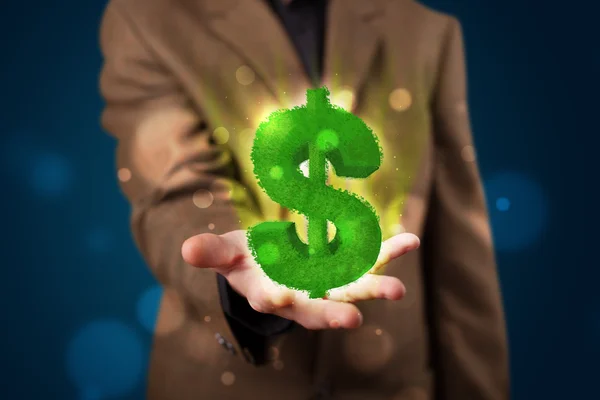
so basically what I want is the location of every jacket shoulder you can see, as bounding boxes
[383,0,459,50]
[101,0,206,31]
[393,0,457,23]
[385,0,458,35]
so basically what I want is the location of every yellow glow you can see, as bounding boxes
[212,127,229,144]
[253,102,281,127]
[236,65,255,85]
[389,88,412,111]
[330,86,354,111]
[390,223,406,235]
[282,90,307,109]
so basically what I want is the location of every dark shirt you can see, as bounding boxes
[265,0,327,85]
[216,0,328,365]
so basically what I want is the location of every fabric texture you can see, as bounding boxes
[98,0,510,398]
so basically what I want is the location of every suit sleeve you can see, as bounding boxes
[423,17,510,399]
[99,1,292,365]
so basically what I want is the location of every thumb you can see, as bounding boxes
[370,232,420,274]
[181,231,246,273]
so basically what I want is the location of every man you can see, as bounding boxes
[99,0,509,398]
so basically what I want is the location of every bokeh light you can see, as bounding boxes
[269,165,284,180]
[66,320,144,399]
[316,129,339,151]
[212,127,229,145]
[192,189,214,208]
[485,172,547,252]
[236,65,255,85]
[117,168,131,182]
[221,371,236,386]
[30,152,73,197]
[343,325,394,372]
[496,197,511,212]
[388,88,412,112]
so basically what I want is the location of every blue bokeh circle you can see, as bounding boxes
[30,152,73,197]
[485,172,547,252]
[66,319,144,399]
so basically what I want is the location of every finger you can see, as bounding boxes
[275,296,363,330]
[242,272,297,313]
[327,274,405,302]
[370,232,420,274]
[181,230,248,274]
[259,279,297,309]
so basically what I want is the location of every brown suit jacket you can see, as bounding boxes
[99,0,510,398]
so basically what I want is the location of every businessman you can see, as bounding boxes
[99,0,509,398]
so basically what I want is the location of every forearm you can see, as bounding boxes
[100,1,293,363]
[130,181,295,338]
[129,181,241,310]
[129,178,293,364]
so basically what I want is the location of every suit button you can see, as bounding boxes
[242,347,256,365]
[225,341,237,355]
[215,333,226,346]
[215,333,236,355]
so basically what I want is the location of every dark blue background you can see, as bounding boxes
[1,0,595,399]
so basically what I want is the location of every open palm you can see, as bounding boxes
[182,230,419,330]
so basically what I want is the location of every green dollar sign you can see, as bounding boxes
[247,86,382,299]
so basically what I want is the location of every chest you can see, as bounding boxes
[150,5,437,236]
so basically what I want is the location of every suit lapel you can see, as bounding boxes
[200,0,385,108]
[322,0,385,110]
[201,0,311,105]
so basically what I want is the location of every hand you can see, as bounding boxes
[182,230,420,330]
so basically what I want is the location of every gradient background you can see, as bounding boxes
[1,0,596,399]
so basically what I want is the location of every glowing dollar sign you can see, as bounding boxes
[247,87,382,299]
